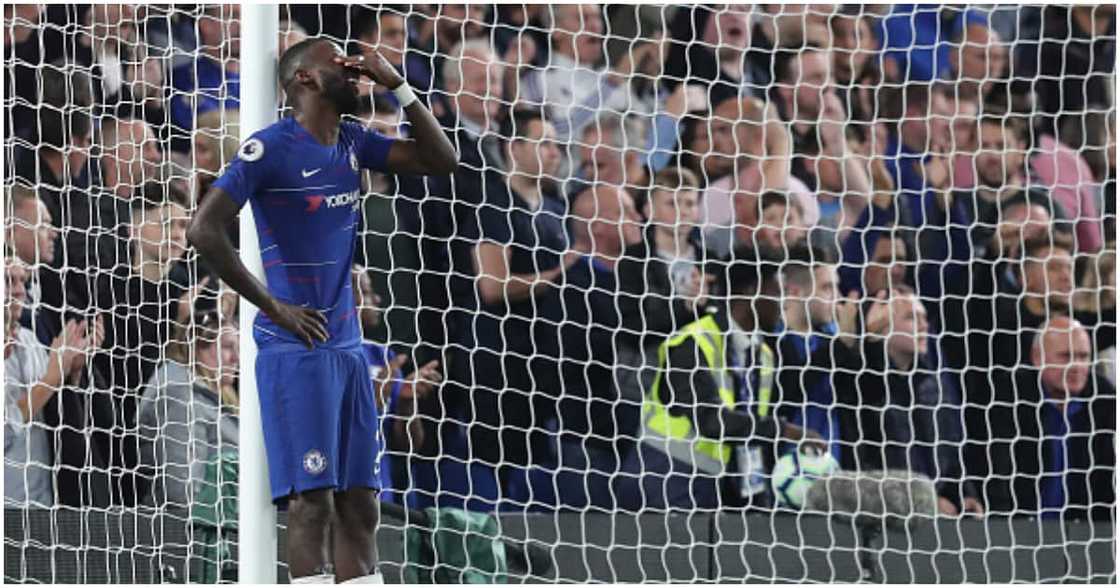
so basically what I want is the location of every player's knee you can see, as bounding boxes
[336,489,379,533]
[289,489,335,531]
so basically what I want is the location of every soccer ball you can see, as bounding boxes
[771,450,840,509]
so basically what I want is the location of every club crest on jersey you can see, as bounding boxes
[238,138,264,162]
[303,449,327,475]
[350,151,359,172]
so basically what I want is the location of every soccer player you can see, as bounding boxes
[188,38,456,584]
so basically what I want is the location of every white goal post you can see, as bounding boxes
[237,4,278,584]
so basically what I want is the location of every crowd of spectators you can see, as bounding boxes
[3,4,1116,521]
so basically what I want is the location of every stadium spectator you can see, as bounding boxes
[914,112,1033,332]
[91,183,192,505]
[169,4,241,144]
[548,201,638,511]
[406,39,504,368]
[952,108,1100,253]
[409,4,490,97]
[96,117,163,202]
[191,109,241,203]
[878,4,976,83]
[756,4,834,49]
[5,255,104,506]
[772,246,850,462]
[618,167,713,353]
[352,265,441,505]
[77,5,143,106]
[1003,237,1075,360]
[1073,245,1118,362]
[459,110,575,506]
[5,185,58,313]
[353,7,431,105]
[665,5,771,106]
[829,7,878,88]
[1030,133,1104,254]
[137,308,238,508]
[521,5,637,143]
[618,247,823,511]
[961,236,1077,486]
[574,111,649,192]
[1023,5,1116,140]
[772,43,864,202]
[987,317,1116,519]
[881,82,955,227]
[858,227,911,298]
[833,286,984,515]
[6,185,114,508]
[15,63,94,206]
[753,191,809,258]
[945,10,1010,105]
[568,180,645,433]
[695,96,796,258]
[4,5,48,145]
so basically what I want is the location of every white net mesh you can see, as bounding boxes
[3,3,1116,583]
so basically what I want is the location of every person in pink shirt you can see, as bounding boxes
[1031,134,1103,253]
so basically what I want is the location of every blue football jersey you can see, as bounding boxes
[213,117,395,351]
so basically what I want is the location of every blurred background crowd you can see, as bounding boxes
[2,4,1116,520]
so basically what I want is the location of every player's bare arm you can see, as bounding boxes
[333,50,457,176]
[186,189,328,349]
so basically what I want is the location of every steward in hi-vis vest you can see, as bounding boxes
[626,248,825,510]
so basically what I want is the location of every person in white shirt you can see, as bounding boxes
[4,256,103,506]
[520,5,638,143]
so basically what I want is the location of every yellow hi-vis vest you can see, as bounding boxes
[641,315,774,475]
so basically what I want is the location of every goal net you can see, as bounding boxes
[3,3,1116,583]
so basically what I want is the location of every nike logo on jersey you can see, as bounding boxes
[301,168,321,178]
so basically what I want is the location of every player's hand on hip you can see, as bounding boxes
[333,51,405,90]
[264,300,328,349]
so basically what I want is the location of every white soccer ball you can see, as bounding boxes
[771,450,840,509]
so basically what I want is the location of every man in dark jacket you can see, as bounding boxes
[835,286,984,516]
[987,317,1115,520]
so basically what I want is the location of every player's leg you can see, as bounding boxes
[332,487,381,582]
[287,488,336,582]
[256,351,345,583]
[333,348,385,582]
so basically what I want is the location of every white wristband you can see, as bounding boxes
[393,84,417,108]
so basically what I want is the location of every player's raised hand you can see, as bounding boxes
[264,300,328,349]
[333,51,404,90]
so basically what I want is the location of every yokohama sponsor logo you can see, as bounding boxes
[304,189,361,213]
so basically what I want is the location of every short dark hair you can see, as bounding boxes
[759,191,790,215]
[781,244,834,288]
[1022,235,1074,262]
[878,82,935,121]
[500,109,549,166]
[723,246,782,297]
[978,108,1028,145]
[278,37,328,91]
[37,61,92,149]
[500,108,548,143]
[651,167,700,192]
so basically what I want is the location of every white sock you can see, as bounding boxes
[340,572,384,584]
[291,573,335,584]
